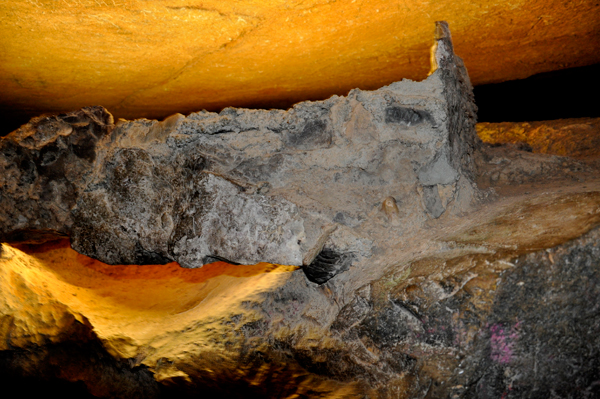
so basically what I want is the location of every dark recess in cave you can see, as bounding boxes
[1,63,599,137]
[474,63,600,123]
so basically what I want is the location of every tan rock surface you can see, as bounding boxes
[1,23,481,278]
[1,0,598,123]
[477,118,600,159]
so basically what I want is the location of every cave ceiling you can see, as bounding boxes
[1,0,599,128]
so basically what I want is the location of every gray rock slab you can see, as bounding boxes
[0,22,479,282]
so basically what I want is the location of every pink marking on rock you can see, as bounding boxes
[490,323,519,364]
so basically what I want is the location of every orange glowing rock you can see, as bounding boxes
[1,0,598,126]
[477,118,600,159]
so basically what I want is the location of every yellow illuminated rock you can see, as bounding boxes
[477,118,600,159]
[2,118,600,395]
[1,0,598,124]
[0,240,302,384]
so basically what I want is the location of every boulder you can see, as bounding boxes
[1,22,479,283]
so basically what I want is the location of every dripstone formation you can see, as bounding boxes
[2,23,600,399]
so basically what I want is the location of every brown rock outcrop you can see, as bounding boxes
[2,157,600,398]
[477,118,600,159]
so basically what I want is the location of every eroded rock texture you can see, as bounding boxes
[2,23,600,399]
[477,117,600,159]
[0,107,113,242]
[1,181,600,398]
[1,22,478,279]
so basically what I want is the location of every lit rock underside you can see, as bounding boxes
[1,0,599,126]
[2,28,600,399]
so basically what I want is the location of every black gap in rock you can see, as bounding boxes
[304,248,352,285]
[0,107,37,138]
[474,63,600,123]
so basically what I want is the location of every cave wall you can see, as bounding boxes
[1,22,600,399]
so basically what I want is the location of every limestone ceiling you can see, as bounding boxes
[1,0,599,125]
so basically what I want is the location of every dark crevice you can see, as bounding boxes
[474,63,600,123]
[303,248,353,285]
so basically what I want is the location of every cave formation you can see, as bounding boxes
[1,7,600,399]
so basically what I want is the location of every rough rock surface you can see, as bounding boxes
[0,107,114,242]
[1,172,600,398]
[1,22,479,278]
[2,24,600,399]
[477,118,600,159]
